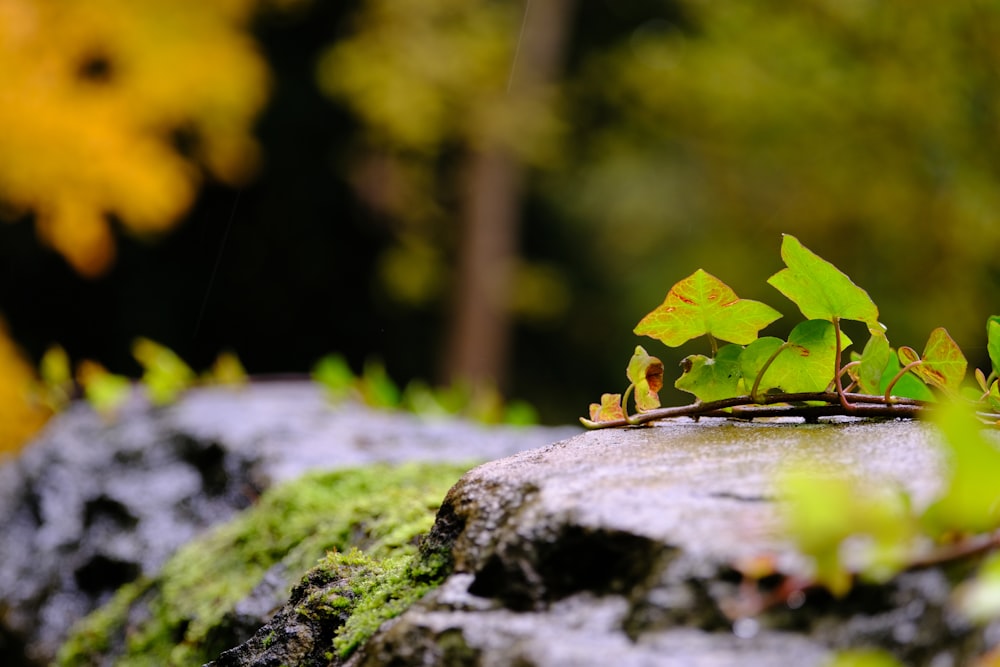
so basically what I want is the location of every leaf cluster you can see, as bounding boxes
[311,353,538,426]
[582,234,1000,655]
[36,339,248,417]
[583,234,996,427]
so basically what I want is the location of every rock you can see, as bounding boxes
[348,418,998,667]
[0,382,575,666]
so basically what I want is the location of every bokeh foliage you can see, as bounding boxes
[2,0,1000,448]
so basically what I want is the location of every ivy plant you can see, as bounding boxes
[581,233,996,428]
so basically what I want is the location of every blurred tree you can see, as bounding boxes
[318,0,574,391]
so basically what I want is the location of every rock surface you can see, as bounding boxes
[344,418,997,667]
[0,382,574,666]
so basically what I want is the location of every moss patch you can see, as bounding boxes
[57,462,471,666]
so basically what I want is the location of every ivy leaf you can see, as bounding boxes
[634,269,781,347]
[132,337,196,406]
[675,344,743,402]
[988,316,1000,377]
[780,466,914,597]
[741,320,851,395]
[76,360,131,416]
[589,393,625,422]
[626,345,664,412]
[922,401,1000,537]
[767,234,882,333]
[857,331,890,395]
[898,328,966,393]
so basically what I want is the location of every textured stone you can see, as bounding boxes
[0,382,574,666]
[350,418,996,667]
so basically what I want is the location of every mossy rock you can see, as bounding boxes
[56,462,471,667]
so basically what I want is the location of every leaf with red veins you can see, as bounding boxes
[635,269,781,347]
[588,393,625,422]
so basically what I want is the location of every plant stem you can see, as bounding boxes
[884,360,924,403]
[750,342,791,401]
[832,317,851,411]
[580,391,929,429]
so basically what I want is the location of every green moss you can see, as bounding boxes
[56,462,470,667]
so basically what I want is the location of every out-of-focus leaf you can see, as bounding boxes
[132,338,195,406]
[922,401,1000,537]
[824,649,904,667]
[955,552,1000,624]
[767,235,882,333]
[674,344,743,402]
[39,344,73,411]
[313,354,357,401]
[76,360,131,416]
[626,345,663,412]
[780,465,915,597]
[205,350,248,387]
[635,269,781,348]
[359,360,400,409]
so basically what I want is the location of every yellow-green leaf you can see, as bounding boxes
[132,338,196,406]
[922,401,1000,537]
[635,269,781,347]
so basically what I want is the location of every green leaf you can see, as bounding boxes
[922,400,1000,537]
[313,354,356,400]
[898,329,966,394]
[857,331,890,395]
[767,234,882,333]
[132,338,195,406]
[988,316,1000,377]
[674,344,743,402]
[589,393,625,422]
[634,269,781,347]
[626,345,664,412]
[739,321,851,395]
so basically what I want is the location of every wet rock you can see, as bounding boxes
[348,418,998,667]
[0,382,574,666]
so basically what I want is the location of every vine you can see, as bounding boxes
[581,235,1000,662]
[581,234,996,428]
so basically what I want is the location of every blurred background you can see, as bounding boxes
[2,0,1000,451]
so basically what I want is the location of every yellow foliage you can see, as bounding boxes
[0,0,272,276]
[0,320,51,458]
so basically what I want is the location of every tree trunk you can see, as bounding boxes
[442,0,575,391]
